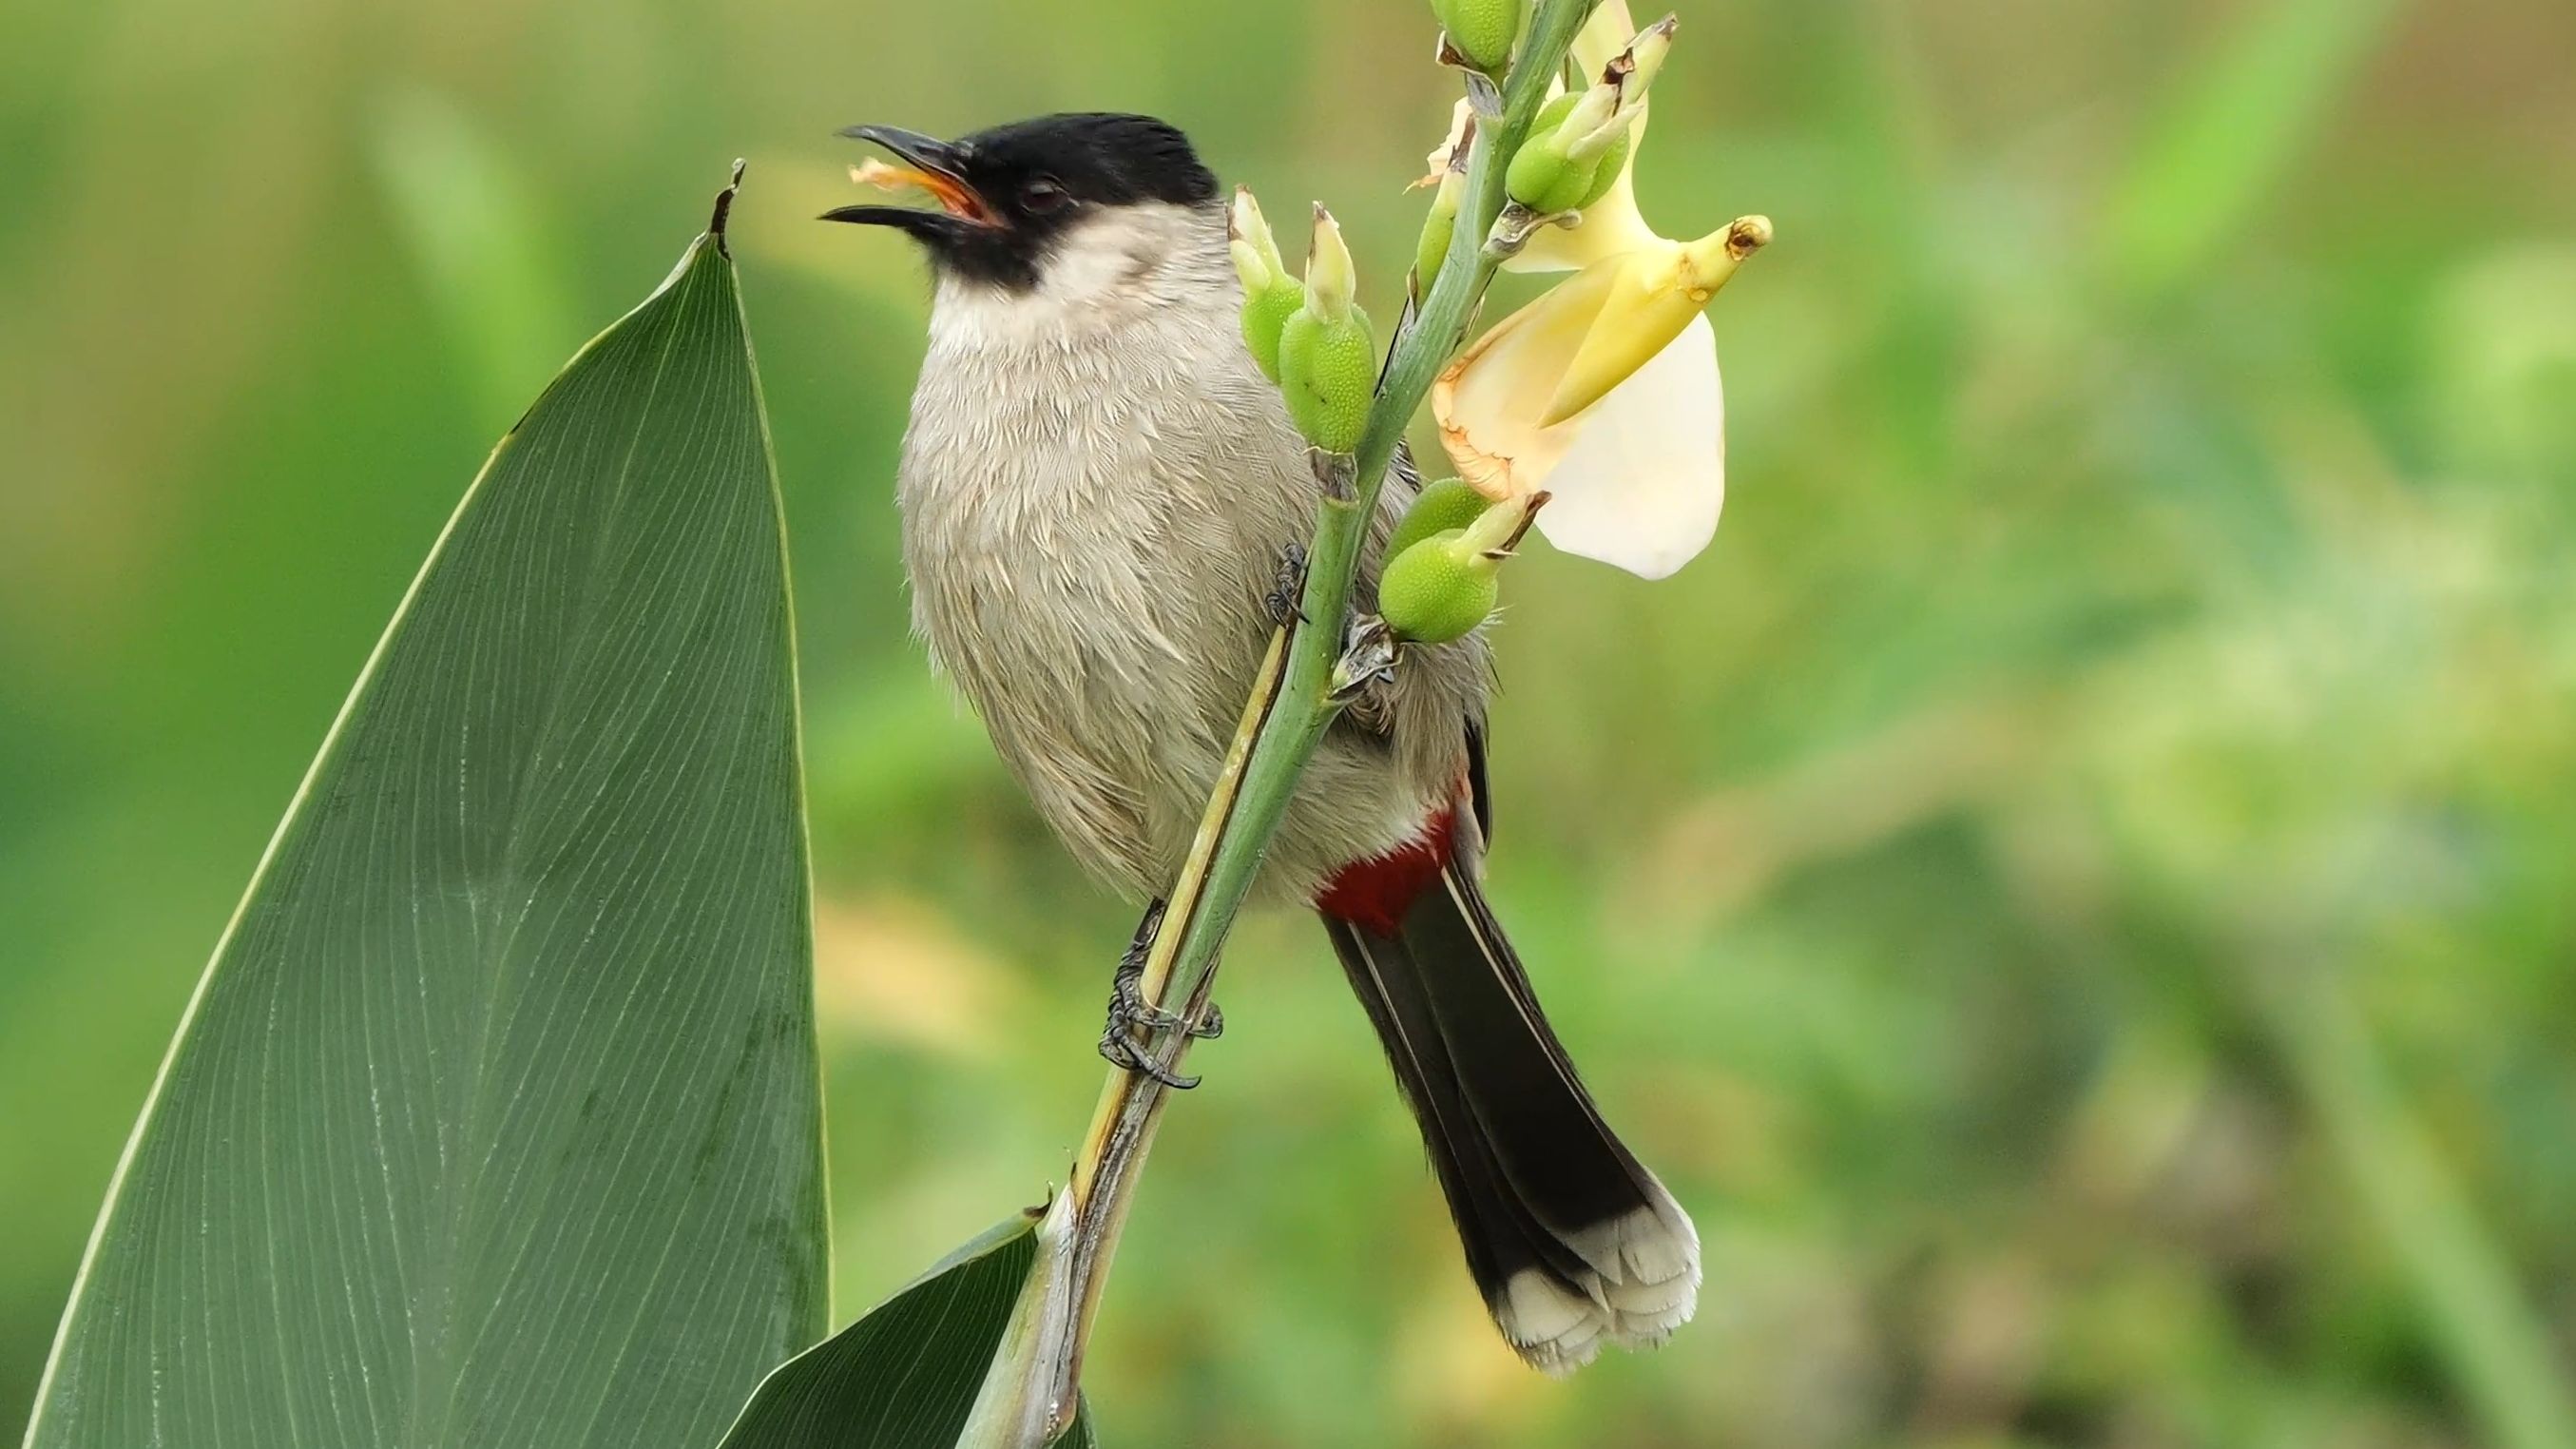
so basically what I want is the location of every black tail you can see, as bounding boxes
[1323,860,1699,1374]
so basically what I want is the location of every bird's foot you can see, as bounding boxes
[1265,544,1309,628]
[1329,612,1400,725]
[1098,1031,1201,1091]
[1096,898,1221,1090]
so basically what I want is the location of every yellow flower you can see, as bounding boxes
[1434,218,1765,578]
[1431,0,1766,579]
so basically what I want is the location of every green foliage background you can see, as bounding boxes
[3,0,2571,1445]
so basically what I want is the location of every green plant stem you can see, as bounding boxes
[1036,4,1603,1439]
[1149,0,1595,1034]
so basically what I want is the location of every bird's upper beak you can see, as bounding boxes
[822,126,997,231]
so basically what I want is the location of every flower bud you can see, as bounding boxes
[1389,476,1493,560]
[1378,493,1542,644]
[1301,202,1357,321]
[1431,0,1523,73]
[1504,88,1628,215]
[1276,205,1375,454]
[1380,531,1496,644]
[1504,13,1673,217]
[1413,165,1465,294]
[1229,188,1301,381]
[1568,124,1634,209]
[1622,13,1678,97]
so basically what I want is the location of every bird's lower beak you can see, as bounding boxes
[822,125,996,229]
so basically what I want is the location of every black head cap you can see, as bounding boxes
[824,112,1218,291]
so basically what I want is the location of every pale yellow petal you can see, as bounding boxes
[1229,187,1285,275]
[1506,159,1663,273]
[1572,0,1641,77]
[1544,245,1701,424]
[1434,265,1622,499]
[1542,215,1768,421]
[1306,203,1355,317]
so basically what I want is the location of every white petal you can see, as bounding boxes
[1535,312,1723,579]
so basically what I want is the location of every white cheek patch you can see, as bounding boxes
[930,203,1212,351]
[1036,207,1170,303]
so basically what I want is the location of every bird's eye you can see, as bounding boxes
[1021,177,1068,213]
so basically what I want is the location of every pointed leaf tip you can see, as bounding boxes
[710,159,747,253]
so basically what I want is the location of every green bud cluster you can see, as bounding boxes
[1389,477,1493,558]
[1504,89,1632,213]
[1379,489,1542,644]
[1381,531,1497,644]
[1500,12,1675,215]
[1276,205,1375,454]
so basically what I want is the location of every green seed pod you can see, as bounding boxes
[1506,148,1603,217]
[1379,529,1500,644]
[1505,91,1614,214]
[1569,124,1632,209]
[1389,477,1493,560]
[1277,205,1374,454]
[1432,0,1522,73]
[1526,89,1585,138]
[1277,303,1376,454]
[1239,278,1302,382]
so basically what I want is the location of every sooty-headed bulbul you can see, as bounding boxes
[825,111,1697,1373]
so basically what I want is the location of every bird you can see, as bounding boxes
[824,111,1697,1374]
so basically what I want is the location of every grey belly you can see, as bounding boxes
[909,491,1481,907]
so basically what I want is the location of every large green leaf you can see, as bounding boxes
[716,1207,1095,1449]
[21,175,827,1449]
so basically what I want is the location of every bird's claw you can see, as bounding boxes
[1096,898,1220,1090]
[1329,612,1399,706]
[1109,962,1223,1041]
[1098,1031,1201,1091]
[1265,544,1309,627]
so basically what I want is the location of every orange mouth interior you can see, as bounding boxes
[852,159,996,226]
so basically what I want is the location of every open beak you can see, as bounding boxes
[821,125,997,230]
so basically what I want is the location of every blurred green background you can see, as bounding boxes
[5,0,2573,1443]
